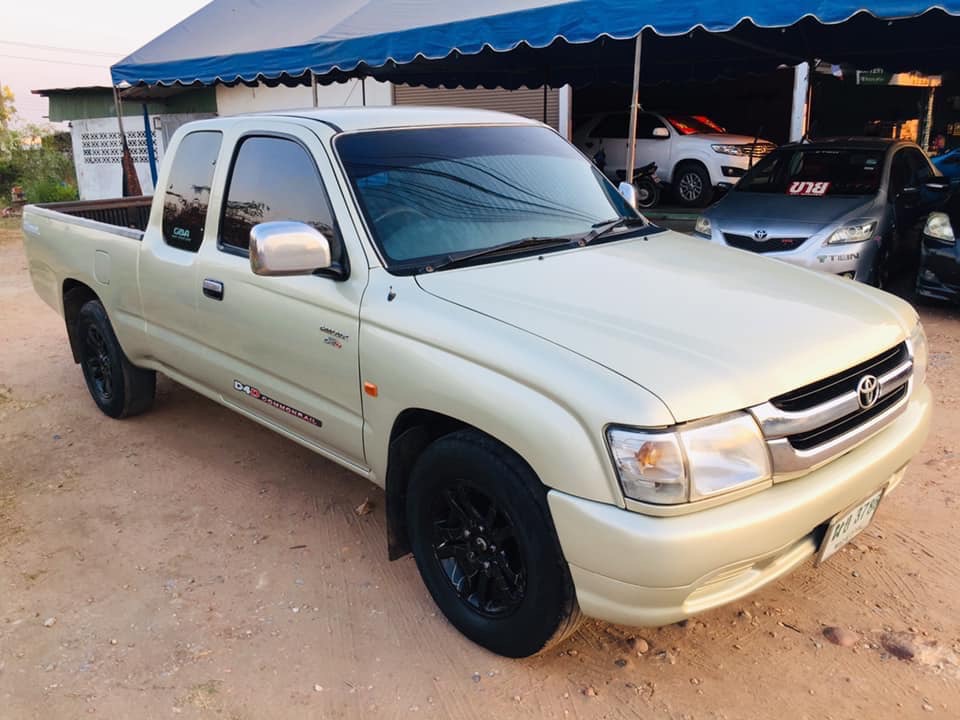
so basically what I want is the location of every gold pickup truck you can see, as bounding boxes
[21,108,931,657]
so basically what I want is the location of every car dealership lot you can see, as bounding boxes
[1,220,958,719]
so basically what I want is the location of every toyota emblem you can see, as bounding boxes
[856,375,880,410]
[753,229,768,240]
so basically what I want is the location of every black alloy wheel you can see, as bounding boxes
[82,323,114,404]
[430,482,526,617]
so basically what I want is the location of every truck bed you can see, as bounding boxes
[33,196,153,233]
[22,196,152,322]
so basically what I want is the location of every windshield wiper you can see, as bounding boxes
[420,215,648,273]
[423,235,575,273]
[578,215,648,246]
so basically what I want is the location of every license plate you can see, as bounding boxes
[817,488,885,565]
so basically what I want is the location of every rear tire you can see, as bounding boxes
[76,300,156,419]
[406,429,581,657]
[634,178,661,209]
[673,163,714,207]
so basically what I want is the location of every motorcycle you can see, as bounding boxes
[592,149,661,209]
[631,162,661,210]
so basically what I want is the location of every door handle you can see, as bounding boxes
[202,278,224,301]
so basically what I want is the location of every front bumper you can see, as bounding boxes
[548,384,931,627]
[710,233,879,283]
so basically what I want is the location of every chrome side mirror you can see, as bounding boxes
[652,127,670,139]
[249,221,332,276]
[618,181,638,209]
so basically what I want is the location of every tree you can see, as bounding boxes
[0,84,14,127]
[0,87,78,205]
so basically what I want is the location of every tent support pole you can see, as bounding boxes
[558,84,573,140]
[921,85,936,151]
[362,76,366,106]
[112,86,142,197]
[626,33,642,186]
[141,103,158,188]
[311,72,319,107]
[112,85,126,139]
[789,62,810,142]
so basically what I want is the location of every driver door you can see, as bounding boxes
[194,120,369,466]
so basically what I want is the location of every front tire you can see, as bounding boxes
[673,163,714,207]
[76,300,156,418]
[406,430,581,657]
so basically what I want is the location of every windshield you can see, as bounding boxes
[335,126,639,271]
[666,115,725,135]
[737,147,885,196]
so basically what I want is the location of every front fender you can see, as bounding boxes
[358,273,674,506]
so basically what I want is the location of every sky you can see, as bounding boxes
[1,0,210,126]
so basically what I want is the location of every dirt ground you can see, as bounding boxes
[1,217,958,719]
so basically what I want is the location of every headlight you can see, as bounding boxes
[711,144,745,156]
[694,215,712,237]
[607,413,771,505]
[924,212,955,244]
[825,219,878,245]
[910,322,928,387]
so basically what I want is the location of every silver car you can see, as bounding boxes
[694,138,951,286]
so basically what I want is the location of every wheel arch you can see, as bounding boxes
[384,408,542,561]
[62,279,101,363]
[671,157,711,184]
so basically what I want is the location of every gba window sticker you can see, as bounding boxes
[787,181,831,196]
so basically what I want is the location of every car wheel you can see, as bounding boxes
[76,300,156,418]
[634,178,660,209]
[674,163,714,207]
[406,429,582,657]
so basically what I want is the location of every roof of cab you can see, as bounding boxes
[267,105,544,132]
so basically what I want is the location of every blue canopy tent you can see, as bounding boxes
[112,0,960,182]
[113,2,960,88]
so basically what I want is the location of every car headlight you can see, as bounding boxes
[711,144,746,156]
[694,215,712,238]
[924,212,955,244]
[825,219,878,245]
[910,322,928,387]
[607,413,772,505]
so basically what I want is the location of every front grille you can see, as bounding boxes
[787,384,908,450]
[751,341,913,474]
[724,233,806,253]
[772,343,909,412]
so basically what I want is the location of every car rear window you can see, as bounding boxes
[161,131,222,252]
[737,147,886,196]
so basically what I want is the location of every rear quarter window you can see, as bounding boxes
[161,131,222,252]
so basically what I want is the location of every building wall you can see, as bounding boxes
[394,86,561,130]
[45,87,217,123]
[70,113,213,200]
[215,79,393,115]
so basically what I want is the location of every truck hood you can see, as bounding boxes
[415,230,914,423]
[709,191,876,227]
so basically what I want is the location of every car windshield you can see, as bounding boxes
[737,147,886,196]
[335,125,641,272]
[666,115,725,135]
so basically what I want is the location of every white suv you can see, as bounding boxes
[573,111,776,207]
